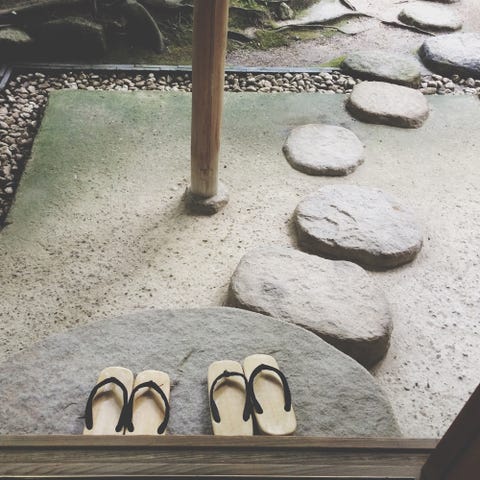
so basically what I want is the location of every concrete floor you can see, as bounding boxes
[1,90,479,438]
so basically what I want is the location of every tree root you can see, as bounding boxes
[381,20,436,36]
[272,23,358,35]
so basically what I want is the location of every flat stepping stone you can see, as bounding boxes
[341,50,422,88]
[399,3,463,32]
[294,185,423,269]
[0,308,399,436]
[420,33,480,78]
[282,124,364,176]
[346,81,429,128]
[228,247,393,367]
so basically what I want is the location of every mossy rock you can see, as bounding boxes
[230,5,271,30]
[39,17,106,59]
[0,27,34,60]
[123,0,165,53]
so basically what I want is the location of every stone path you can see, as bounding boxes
[0,308,400,436]
[346,81,430,128]
[282,124,364,176]
[228,247,393,367]
[0,3,477,446]
[294,185,424,269]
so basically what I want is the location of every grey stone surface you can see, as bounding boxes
[40,17,106,58]
[228,247,393,367]
[420,33,480,78]
[0,308,399,436]
[399,3,463,31]
[295,185,423,269]
[185,183,229,215]
[341,50,422,87]
[283,124,364,176]
[346,81,429,128]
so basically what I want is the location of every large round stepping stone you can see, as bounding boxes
[342,50,422,88]
[420,33,480,78]
[282,124,364,176]
[294,185,423,269]
[228,247,393,367]
[346,81,429,128]
[399,3,462,32]
[0,308,399,436]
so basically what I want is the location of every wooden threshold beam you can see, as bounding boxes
[0,436,437,479]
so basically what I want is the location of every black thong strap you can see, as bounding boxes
[84,376,130,433]
[209,370,251,424]
[247,364,292,415]
[123,381,170,435]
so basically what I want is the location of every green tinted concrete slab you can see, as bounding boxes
[1,91,479,438]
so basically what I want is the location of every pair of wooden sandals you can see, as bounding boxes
[84,354,295,436]
[209,354,296,436]
[84,368,170,435]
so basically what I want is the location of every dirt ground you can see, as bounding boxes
[227,0,480,67]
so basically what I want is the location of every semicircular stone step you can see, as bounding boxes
[341,50,422,88]
[346,81,430,128]
[294,185,423,269]
[227,247,393,367]
[282,124,365,176]
[399,2,463,32]
[0,308,399,437]
[420,33,480,78]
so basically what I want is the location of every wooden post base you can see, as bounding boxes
[184,183,229,216]
[189,0,229,200]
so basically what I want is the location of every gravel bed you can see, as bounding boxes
[1,70,480,225]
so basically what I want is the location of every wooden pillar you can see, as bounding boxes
[190,0,229,198]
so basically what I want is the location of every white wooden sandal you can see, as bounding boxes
[124,370,171,435]
[243,354,296,436]
[83,366,134,435]
[208,360,253,436]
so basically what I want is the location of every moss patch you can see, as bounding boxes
[321,55,347,68]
